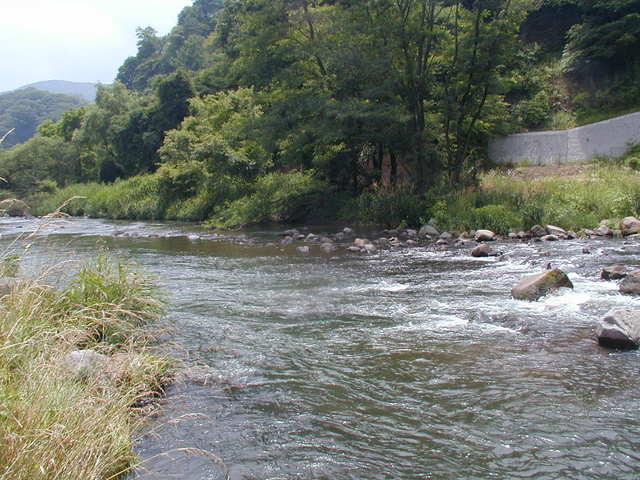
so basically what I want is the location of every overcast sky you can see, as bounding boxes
[1,0,192,92]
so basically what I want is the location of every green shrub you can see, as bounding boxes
[210,171,329,228]
[467,204,523,234]
[340,187,425,228]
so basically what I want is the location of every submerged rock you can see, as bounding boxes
[620,216,640,236]
[320,242,336,253]
[619,270,640,295]
[601,265,630,280]
[596,308,640,349]
[0,198,30,217]
[511,268,573,301]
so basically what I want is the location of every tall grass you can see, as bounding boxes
[0,254,171,479]
[431,164,640,232]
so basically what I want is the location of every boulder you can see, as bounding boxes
[0,278,18,296]
[406,239,418,247]
[419,224,439,238]
[64,349,108,380]
[511,268,573,301]
[474,229,496,242]
[280,236,293,246]
[596,308,640,349]
[363,243,377,253]
[347,246,361,252]
[594,225,613,236]
[546,225,566,236]
[354,238,369,247]
[405,229,418,238]
[305,233,320,242]
[601,265,630,280]
[342,227,355,237]
[541,234,559,241]
[0,199,30,217]
[620,216,640,236]
[619,270,640,295]
[320,242,336,253]
[296,246,310,254]
[439,232,454,241]
[471,243,492,257]
[283,229,299,237]
[530,224,547,237]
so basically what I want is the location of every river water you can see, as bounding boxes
[3,217,640,479]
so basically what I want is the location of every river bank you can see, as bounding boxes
[0,253,171,479]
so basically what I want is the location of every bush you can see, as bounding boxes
[211,171,330,228]
[340,187,426,228]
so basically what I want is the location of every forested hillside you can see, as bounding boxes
[18,81,98,102]
[0,88,87,149]
[3,0,639,227]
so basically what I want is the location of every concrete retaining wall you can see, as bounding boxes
[489,112,640,165]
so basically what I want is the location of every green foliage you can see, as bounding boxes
[210,171,330,227]
[0,88,87,149]
[340,187,426,228]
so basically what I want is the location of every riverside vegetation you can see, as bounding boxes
[0,250,171,479]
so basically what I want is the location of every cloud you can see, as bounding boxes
[0,0,191,91]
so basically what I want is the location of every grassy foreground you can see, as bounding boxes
[0,254,171,480]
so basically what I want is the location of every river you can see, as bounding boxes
[3,217,640,479]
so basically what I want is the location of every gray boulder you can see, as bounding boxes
[475,229,496,242]
[511,268,573,301]
[530,225,547,237]
[354,238,369,247]
[596,308,640,349]
[281,236,294,246]
[546,225,566,236]
[594,225,613,236]
[541,234,559,241]
[0,199,30,217]
[601,265,630,280]
[320,242,336,253]
[64,349,108,380]
[620,270,640,295]
[296,246,310,254]
[471,243,492,257]
[620,216,640,236]
[419,224,439,238]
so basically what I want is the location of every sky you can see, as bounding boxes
[0,0,192,92]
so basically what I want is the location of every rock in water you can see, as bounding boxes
[601,265,629,280]
[471,243,492,257]
[619,270,640,294]
[596,308,640,349]
[0,198,30,217]
[546,225,566,236]
[530,225,547,237]
[511,268,573,301]
[419,224,439,238]
[620,216,640,236]
[474,230,496,242]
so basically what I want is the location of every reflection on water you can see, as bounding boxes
[3,217,640,479]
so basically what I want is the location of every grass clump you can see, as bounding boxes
[0,254,171,480]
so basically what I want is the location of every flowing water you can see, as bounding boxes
[3,217,640,479]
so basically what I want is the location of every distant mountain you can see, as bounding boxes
[19,80,99,102]
[0,88,87,149]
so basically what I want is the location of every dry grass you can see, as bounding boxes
[0,255,172,480]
